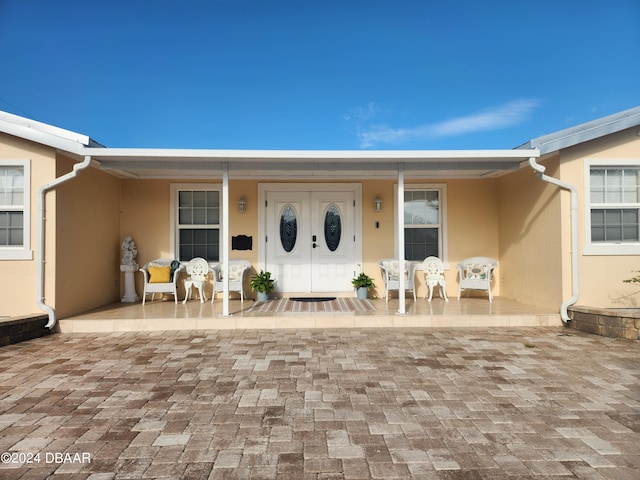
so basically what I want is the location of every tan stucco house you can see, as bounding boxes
[1,106,639,329]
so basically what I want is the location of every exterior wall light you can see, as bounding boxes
[238,197,246,213]
[374,196,382,211]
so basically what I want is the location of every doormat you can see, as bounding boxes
[247,297,375,313]
[291,297,337,302]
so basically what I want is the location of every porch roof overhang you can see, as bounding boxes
[83,147,540,179]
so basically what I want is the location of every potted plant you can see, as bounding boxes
[352,273,375,300]
[250,270,275,301]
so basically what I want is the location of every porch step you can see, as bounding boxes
[58,312,561,333]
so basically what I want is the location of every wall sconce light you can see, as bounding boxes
[374,196,382,211]
[238,197,246,213]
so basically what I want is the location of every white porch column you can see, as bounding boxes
[397,163,406,314]
[222,162,230,316]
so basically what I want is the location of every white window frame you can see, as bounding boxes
[584,159,640,256]
[170,183,223,262]
[0,160,31,260]
[394,183,448,268]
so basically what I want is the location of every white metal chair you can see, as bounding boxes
[182,257,211,303]
[378,258,417,302]
[140,259,184,305]
[423,256,448,302]
[212,259,251,303]
[456,257,498,302]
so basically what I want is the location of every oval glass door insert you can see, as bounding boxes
[279,205,298,252]
[324,204,342,252]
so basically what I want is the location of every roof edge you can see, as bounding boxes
[0,110,105,152]
[518,106,640,155]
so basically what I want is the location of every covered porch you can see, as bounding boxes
[57,297,560,333]
[81,146,544,318]
[36,145,573,332]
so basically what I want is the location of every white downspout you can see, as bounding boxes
[528,157,579,324]
[37,155,93,329]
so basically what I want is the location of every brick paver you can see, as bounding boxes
[0,327,638,479]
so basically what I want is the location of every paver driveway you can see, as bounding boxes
[0,327,638,479]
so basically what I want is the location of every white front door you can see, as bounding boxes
[263,185,359,293]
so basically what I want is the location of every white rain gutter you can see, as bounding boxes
[528,157,579,324]
[37,155,93,328]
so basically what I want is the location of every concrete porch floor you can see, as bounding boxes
[58,297,561,333]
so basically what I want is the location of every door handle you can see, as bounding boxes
[313,243,317,248]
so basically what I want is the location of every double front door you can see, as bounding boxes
[264,186,359,293]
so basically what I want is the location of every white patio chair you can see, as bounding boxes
[140,259,184,305]
[378,258,417,302]
[182,257,211,303]
[423,256,448,302]
[456,257,498,302]
[211,259,251,303]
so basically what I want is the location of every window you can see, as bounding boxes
[323,204,342,252]
[585,162,640,255]
[397,184,447,262]
[0,160,31,260]
[279,204,298,253]
[171,184,220,262]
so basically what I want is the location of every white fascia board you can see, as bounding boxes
[526,106,640,155]
[0,111,91,146]
[0,118,87,156]
[89,147,538,180]
[83,147,539,163]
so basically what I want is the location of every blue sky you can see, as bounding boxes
[0,0,638,150]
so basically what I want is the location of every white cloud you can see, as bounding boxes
[356,99,541,148]
[342,102,382,123]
